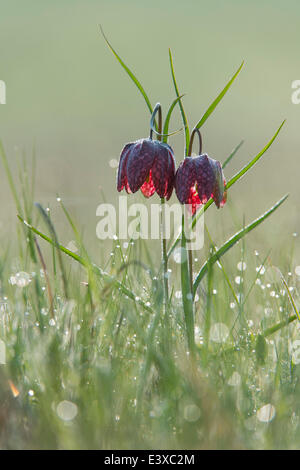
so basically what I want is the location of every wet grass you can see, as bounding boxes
[0,146,299,450]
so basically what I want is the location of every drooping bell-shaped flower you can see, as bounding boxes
[175,128,227,214]
[117,103,176,200]
[117,138,176,200]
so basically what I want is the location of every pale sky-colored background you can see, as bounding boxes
[0,0,299,257]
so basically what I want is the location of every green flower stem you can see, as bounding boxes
[181,215,195,353]
[151,104,170,337]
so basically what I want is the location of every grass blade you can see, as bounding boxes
[226,121,285,190]
[35,203,69,299]
[162,94,185,143]
[222,140,244,169]
[18,215,153,313]
[194,61,244,129]
[193,194,288,295]
[100,25,153,115]
[168,49,189,154]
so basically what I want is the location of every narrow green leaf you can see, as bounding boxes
[35,203,69,299]
[181,220,195,352]
[194,61,244,130]
[100,25,153,115]
[162,94,185,143]
[167,121,286,260]
[222,140,244,169]
[193,194,288,295]
[18,215,153,313]
[226,120,285,190]
[168,49,190,154]
[280,274,300,322]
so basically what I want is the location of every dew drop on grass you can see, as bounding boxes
[210,323,229,343]
[257,404,276,423]
[9,271,31,287]
[230,302,236,309]
[175,291,182,299]
[256,266,266,275]
[173,247,187,264]
[237,261,247,271]
[235,276,243,285]
[56,400,78,421]
[66,240,78,253]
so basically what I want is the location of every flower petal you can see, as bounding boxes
[151,143,174,198]
[187,185,201,215]
[117,143,133,193]
[194,154,215,204]
[126,139,156,193]
[165,146,176,200]
[175,158,197,204]
[140,170,156,198]
[210,159,225,208]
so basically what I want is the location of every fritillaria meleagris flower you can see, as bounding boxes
[117,138,176,200]
[175,129,227,214]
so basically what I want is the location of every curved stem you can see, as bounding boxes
[150,103,162,141]
[188,128,203,156]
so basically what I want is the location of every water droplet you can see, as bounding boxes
[184,404,201,422]
[66,240,78,253]
[173,247,187,264]
[237,261,247,271]
[9,271,31,287]
[56,400,78,421]
[256,265,266,275]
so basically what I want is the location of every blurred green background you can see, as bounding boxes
[0,0,299,257]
